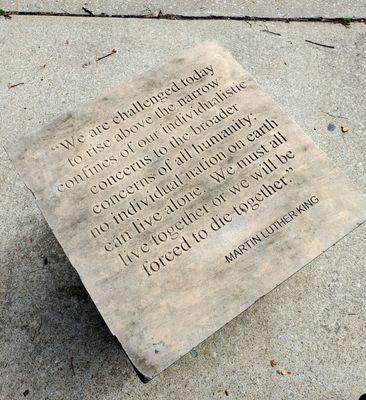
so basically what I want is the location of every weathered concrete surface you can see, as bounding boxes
[2,0,366,18]
[0,16,365,399]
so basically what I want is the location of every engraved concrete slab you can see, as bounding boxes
[1,16,366,399]
[2,0,366,18]
[5,40,366,381]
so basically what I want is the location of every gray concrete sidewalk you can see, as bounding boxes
[2,0,366,18]
[1,13,365,400]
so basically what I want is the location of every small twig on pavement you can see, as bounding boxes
[32,316,43,341]
[262,29,281,36]
[8,82,24,89]
[305,39,335,49]
[82,7,94,16]
[70,357,76,376]
[321,110,348,120]
[96,49,117,62]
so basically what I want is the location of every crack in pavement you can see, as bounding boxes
[3,11,366,24]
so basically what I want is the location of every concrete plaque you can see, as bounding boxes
[6,42,366,380]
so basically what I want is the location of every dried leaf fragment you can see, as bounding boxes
[147,9,162,17]
[277,369,292,376]
[341,126,349,133]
